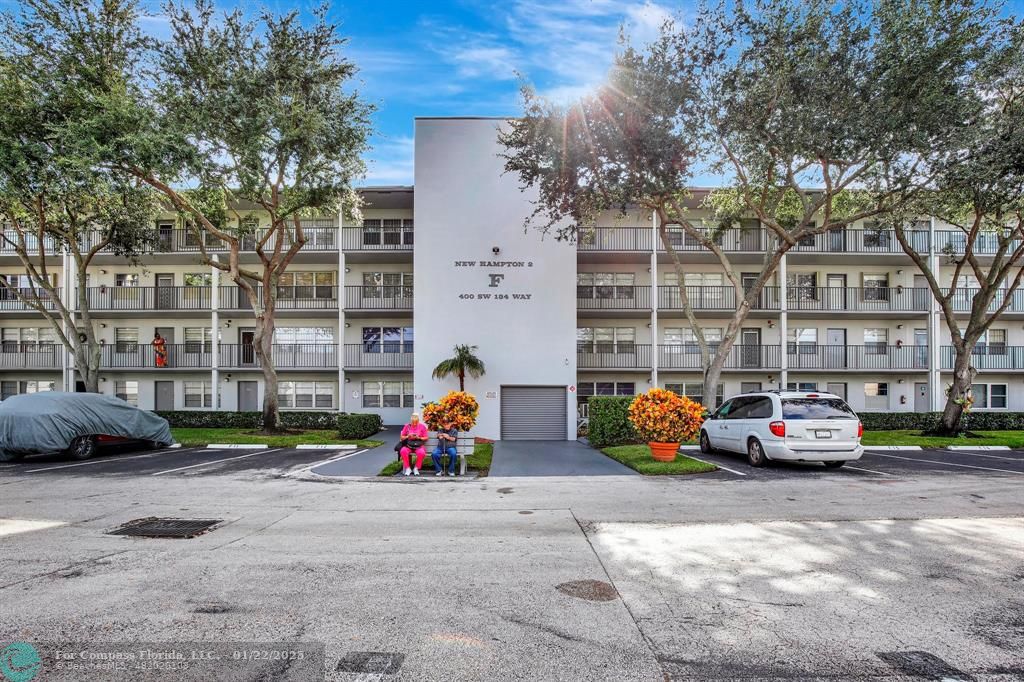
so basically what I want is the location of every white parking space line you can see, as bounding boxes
[843,465,893,476]
[926,450,1022,462]
[867,452,1024,475]
[151,448,283,476]
[687,455,748,476]
[24,447,202,473]
[286,449,368,477]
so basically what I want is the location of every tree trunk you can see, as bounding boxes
[937,347,976,435]
[253,307,281,433]
[459,370,465,392]
[702,335,736,413]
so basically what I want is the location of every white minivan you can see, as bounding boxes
[699,391,863,468]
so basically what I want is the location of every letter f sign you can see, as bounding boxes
[488,274,505,288]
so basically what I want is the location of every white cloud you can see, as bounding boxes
[362,135,415,186]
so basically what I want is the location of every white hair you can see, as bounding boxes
[410,412,420,420]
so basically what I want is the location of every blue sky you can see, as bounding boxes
[329,0,681,186]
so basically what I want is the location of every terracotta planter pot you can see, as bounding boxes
[648,442,680,462]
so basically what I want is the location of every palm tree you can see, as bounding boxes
[432,344,486,392]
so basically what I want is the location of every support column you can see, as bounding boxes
[211,256,220,410]
[779,253,788,389]
[61,252,74,392]
[337,206,346,412]
[650,211,659,389]
[928,217,942,411]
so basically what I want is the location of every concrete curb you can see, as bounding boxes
[295,444,358,450]
[678,445,700,451]
[864,446,923,451]
[946,445,1011,451]
[206,444,269,449]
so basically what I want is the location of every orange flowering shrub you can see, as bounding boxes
[422,391,480,431]
[628,388,704,443]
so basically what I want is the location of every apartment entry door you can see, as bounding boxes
[239,328,256,367]
[155,381,174,411]
[156,274,175,310]
[915,328,928,368]
[826,274,846,310]
[741,328,761,368]
[826,328,846,369]
[914,275,929,311]
[915,382,929,412]
[238,381,259,412]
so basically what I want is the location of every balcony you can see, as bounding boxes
[658,344,781,370]
[577,286,651,311]
[941,346,1024,371]
[343,344,414,370]
[789,229,928,255]
[935,231,1021,256]
[100,343,339,369]
[80,286,338,312]
[0,289,62,312]
[0,346,62,369]
[783,287,931,313]
[659,286,781,312]
[219,286,338,311]
[787,345,928,371]
[344,285,413,311]
[76,221,339,254]
[577,344,652,369]
[948,289,1024,314]
[341,226,414,252]
[576,227,652,252]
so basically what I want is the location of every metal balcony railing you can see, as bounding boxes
[786,344,928,370]
[85,286,213,311]
[782,286,931,312]
[0,346,62,369]
[219,286,338,310]
[947,288,1024,314]
[658,344,781,369]
[0,288,62,312]
[344,344,414,369]
[941,345,1024,370]
[341,227,414,251]
[100,343,339,369]
[76,222,338,254]
[344,285,413,310]
[577,343,652,369]
[934,231,1022,256]
[576,285,651,310]
[656,227,767,253]
[789,229,929,254]
[576,227,652,252]
[658,286,781,311]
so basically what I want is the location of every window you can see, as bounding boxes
[184,381,213,408]
[577,272,635,299]
[577,382,635,401]
[577,327,635,354]
[782,398,856,420]
[864,328,888,354]
[184,273,211,287]
[184,327,213,353]
[787,328,818,354]
[361,327,413,353]
[279,271,336,300]
[1,380,54,399]
[1,328,54,351]
[863,221,891,248]
[863,274,890,301]
[663,327,723,354]
[976,329,1007,355]
[115,327,138,353]
[362,272,413,299]
[115,381,138,406]
[864,382,889,410]
[361,380,414,408]
[115,273,139,287]
[787,273,818,301]
[665,382,724,408]
[362,218,414,246]
[278,381,333,409]
[971,383,1007,409]
[275,327,334,345]
[787,382,819,392]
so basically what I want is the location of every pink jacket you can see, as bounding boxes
[401,422,428,443]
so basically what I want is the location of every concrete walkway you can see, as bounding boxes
[489,439,637,477]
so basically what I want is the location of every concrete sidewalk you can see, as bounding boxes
[489,440,637,477]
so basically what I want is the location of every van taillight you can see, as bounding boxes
[769,421,786,437]
[858,422,863,438]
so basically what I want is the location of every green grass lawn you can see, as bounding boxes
[601,445,718,475]
[861,430,1024,448]
[171,428,383,449]
[379,442,494,477]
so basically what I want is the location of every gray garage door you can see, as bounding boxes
[500,386,567,440]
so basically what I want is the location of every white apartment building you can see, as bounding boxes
[1,117,1021,440]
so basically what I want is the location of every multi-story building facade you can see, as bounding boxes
[1,117,1021,439]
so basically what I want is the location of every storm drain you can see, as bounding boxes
[336,652,404,675]
[107,517,222,539]
[876,651,974,681]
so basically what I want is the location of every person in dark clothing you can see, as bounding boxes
[432,420,459,476]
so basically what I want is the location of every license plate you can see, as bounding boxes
[815,430,832,438]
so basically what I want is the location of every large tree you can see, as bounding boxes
[0,0,159,393]
[893,18,1024,434]
[111,0,373,430]
[501,0,996,407]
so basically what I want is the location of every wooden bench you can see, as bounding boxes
[396,435,474,475]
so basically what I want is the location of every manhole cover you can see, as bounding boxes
[876,651,974,680]
[336,651,404,675]
[107,517,222,539]
[555,579,619,602]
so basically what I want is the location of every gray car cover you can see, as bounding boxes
[0,392,174,455]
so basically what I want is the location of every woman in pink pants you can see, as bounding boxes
[400,413,429,476]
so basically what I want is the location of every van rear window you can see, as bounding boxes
[782,398,857,420]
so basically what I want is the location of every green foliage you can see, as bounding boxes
[586,396,639,448]
[156,410,380,434]
[601,446,717,475]
[431,345,486,391]
[861,411,1024,432]
[336,413,383,440]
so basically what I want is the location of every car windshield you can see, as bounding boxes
[781,398,857,420]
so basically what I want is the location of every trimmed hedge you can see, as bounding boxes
[587,396,639,448]
[156,410,383,438]
[860,411,1024,431]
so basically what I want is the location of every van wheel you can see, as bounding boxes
[699,431,714,454]
[746,438,767,467]
[823,461,846,469]
[67,436,96,461]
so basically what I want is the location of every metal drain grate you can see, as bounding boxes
[876,651,974,681]
[107,517,222,539]
[336,652,404,675]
